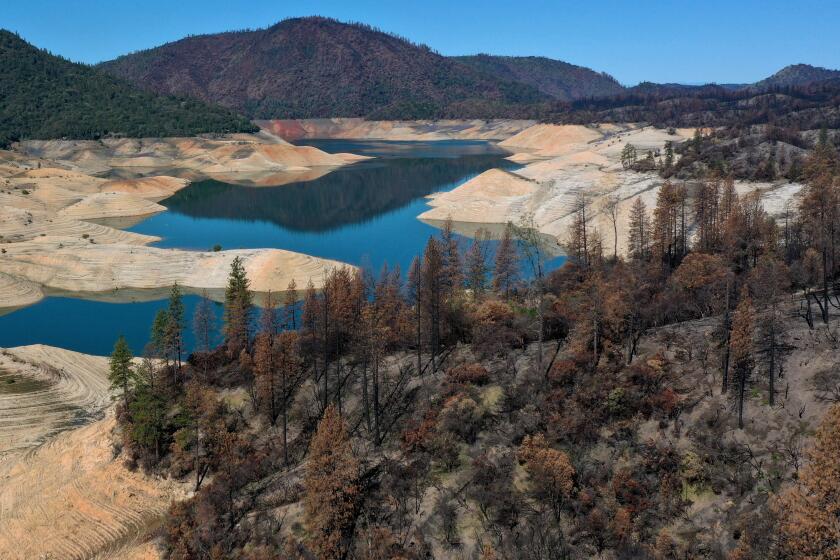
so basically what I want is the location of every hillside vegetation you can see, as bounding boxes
[100,17,549,120]
[101,137,840,559]
[454,54,625,101]
[0,30,256,148]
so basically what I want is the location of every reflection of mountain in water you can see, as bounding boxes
[161,155,517,232]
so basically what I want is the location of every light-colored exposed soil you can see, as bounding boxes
[260,118,536,141]
[0,343,177,559]
[0,345,111,455]
[0,413,180,560]
[16,132,368,179]
[0,130,362,311]
[419,123,804,256]
[0,240,348,302]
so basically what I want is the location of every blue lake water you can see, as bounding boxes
[0,140,564,356]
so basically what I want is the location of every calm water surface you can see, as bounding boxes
[0,140,563,355]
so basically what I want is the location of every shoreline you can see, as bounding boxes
[0,131,364,313]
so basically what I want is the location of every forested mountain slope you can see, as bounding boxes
[453,54,624,101]
[0,30,256,148]
[99,17,550,120]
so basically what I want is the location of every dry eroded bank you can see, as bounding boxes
[0,133,363,311]
[419,123,805,256]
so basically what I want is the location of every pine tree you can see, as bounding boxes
[253,328,277,424]
[304,405,360,560]
[776,404,840,558]
[751,257,790,407]
[730,289,755,429]
[192,290,215,354]
[566,195,590,266]
[276,331,302,465]
[168,283,185,370]
[440,217,464,294]
[493,222,518,297]
[224,256,253,354]
[627,197,650,261]
[284,278,298,330]
[422,237,445,368]
[465,229,490,298]
[620,143,637,169]
[109,335,135,410]
[129,375,168,461]
[663,140,674,171]
[150,309,171,364]
[407,256,423,376]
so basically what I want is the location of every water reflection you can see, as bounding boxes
[162,154,517,232]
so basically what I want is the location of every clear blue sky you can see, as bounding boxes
[3,0,838,86]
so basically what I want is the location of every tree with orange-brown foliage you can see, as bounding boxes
[775,404,840,559]
[729,288,755,429]
[671,253,731,318]
[518,433,575,521]
[304,404,360,560]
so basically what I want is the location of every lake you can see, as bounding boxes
[0,140,563,356]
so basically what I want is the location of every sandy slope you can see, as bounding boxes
[0,131,361,311]
[419,123,803,256]
[17,132,369,179]
[260,118,536,141]
[0,414,179,560]
[0,344,176,559]
[0,345,111,454]
[0,241,348,301]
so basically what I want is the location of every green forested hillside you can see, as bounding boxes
[0,30,256,148]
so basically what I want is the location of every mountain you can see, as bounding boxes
[753,63,840,89]
[453,54,624,101]
[0,30,256,148]
[99,17,549,120]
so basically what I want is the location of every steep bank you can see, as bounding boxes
[0,342,177,559]
[0,344,112,454]
[0,413,179,559]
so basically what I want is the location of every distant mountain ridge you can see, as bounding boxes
[99,17,551,120]
[452,54,624,101]
[99,17,840,121]
[0,30,256,147]
[753,63,840,89]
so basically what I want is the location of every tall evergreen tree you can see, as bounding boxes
[284,278,298,330]
[167,283,185,370]
[109,335,135,410]
[627,197,650,261]
[150,308,171,364]
[224,256,253,354]
[192,290,216,354]
[465,229,491,298]
[493,223,519,297]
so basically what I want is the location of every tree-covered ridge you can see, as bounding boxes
[98,16,551,120]
[453,54,625,101]
[0,30,256,148]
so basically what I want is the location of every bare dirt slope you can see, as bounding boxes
[0,345,112,454]
[261,118,535,142]
[0,414,179,560]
